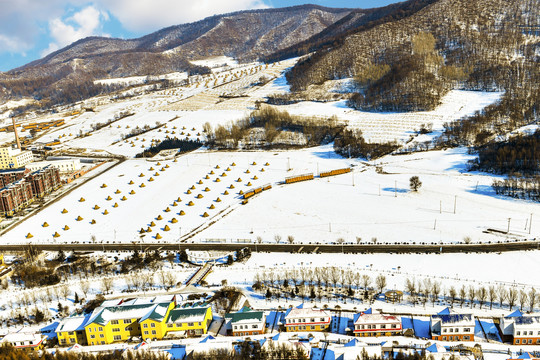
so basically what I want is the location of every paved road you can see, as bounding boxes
[1,239,537,253]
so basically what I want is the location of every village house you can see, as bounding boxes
[226,307,266,336]
[164,306,213,338]
[430,311,475,341]
[284,306,331,332]
[353,312,402,337]
[1,332,44,352]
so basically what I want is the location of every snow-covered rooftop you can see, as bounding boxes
[354,313,401,325]
[285,307,331,320]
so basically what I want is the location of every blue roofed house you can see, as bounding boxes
[430,313,474,342]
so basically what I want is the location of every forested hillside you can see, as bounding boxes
[0,5,353,110]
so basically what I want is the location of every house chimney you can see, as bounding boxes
[12,117,21,150]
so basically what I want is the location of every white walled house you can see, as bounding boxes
[353,313,402,337]
[430,314,475,341]
[284,307,331,332]
[226,308,266,336]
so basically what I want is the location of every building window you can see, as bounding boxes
[124,319,132,324]
[464,328,470,332]
[517,331,521,335]
[114,335,122,341]
[464,336,470,340]
[381,324,386,329]
[188,323,194,327]
[152,330,156,335]
[68,331,75,336]
[113,328,120,332]
[100,334,104,338]
[529,339,533,344]
[60,339,67,344]
[151,323,156,328]
[320,318,325,322]
[98,327,103,331]
[127,327,133,331]
[111,320,119,325]
[143,324,148,328]
[90,335,95,339]
[167,324,173,328]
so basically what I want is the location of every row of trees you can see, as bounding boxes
[406,278,536,311]
[469,130,540,175]
[0,344,169,359]
[492,176,540,201]
[333,128,399,160]
[254,267,387,303]
[205,106,344,150]
[135,138,202,158]
[190,340,308,360]
[253,266,538,311]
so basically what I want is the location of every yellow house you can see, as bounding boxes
[164,306,213,337]
[138,301,176,341]
[84,298,175,345]
[284,307,332,332]
[56,313,92,346]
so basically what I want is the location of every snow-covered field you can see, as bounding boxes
[3,144,538,245]
[275,90,503,144]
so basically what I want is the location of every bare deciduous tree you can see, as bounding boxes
[478,287,487,309]
[100,277,114,294]
[449,286,457,308]
[80,280,90,298]
[375,274,387,294]
[468,286,476,308]
[508,287,519,310]
[528,288,537,313]
[488,286,497,310]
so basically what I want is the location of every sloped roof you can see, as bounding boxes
[166,306,209,324]
[311,347,335,360]
[426,343,447,353]
[431,314,474,325]
[140,303,171,322]
[88,301,172,326]
[506,309,524,318]
[56,313,92,333]
[227,310,265,324]
[345,338,364,347]
[285,307,330,320]
[514,316,540,326]
[200,334,215,343]
[354,313,400,325]
[438,307,451,315]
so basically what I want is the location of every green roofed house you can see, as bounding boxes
[226,307,266,336]
[84,296,176,345]
[164,306,213,337]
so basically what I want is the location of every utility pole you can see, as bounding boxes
[434,219,437,230]
[454,195,457,214]
[507,218,511,234]
[530,213,533,235]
